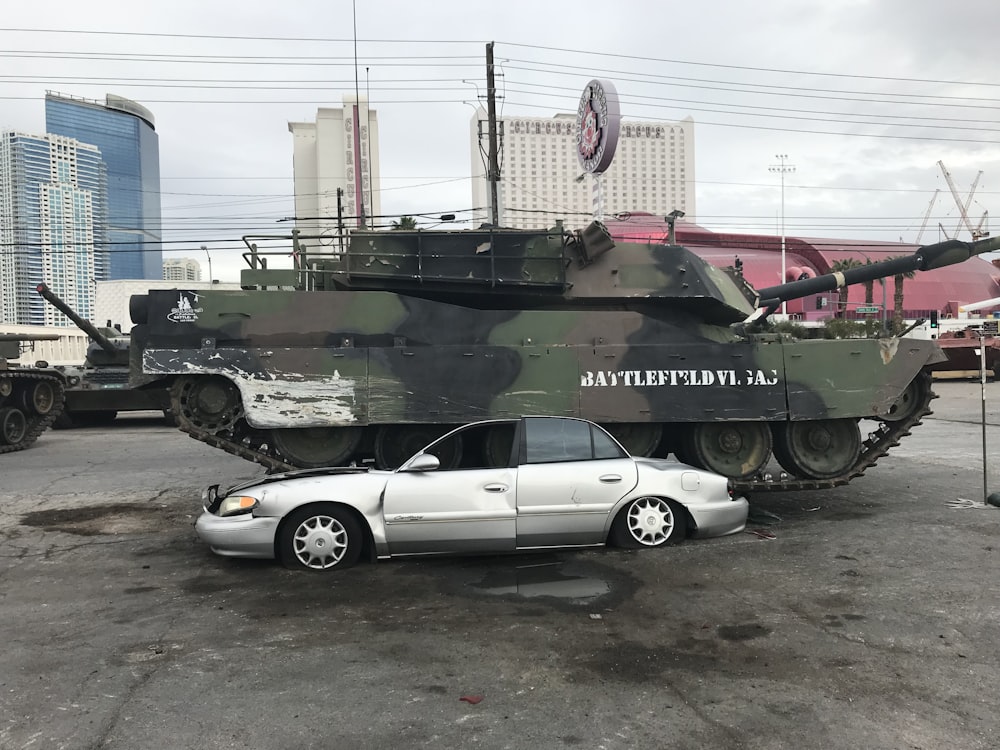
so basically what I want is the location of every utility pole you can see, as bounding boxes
[485,42,500,226]
[769,154,795,315]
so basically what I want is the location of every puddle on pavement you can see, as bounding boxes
[20,504,169,536]
[415,553,635,607]
[472,562,612,601]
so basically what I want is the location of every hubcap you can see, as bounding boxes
[626,497,674,546]
[292,515,349,569]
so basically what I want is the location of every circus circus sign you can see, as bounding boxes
[576,79,621,174]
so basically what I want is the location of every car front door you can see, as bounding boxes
[515,417,638,548]
[382,422,518,555]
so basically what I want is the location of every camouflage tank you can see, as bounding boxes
[127,223,1000,492]
[36,283,172,427]
[0,333,66,454]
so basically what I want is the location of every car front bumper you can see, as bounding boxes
[687,496,749,538]
[195,512,280,559]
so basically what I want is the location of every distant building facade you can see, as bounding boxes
[0,131,108,326]
[470,109,695,230]
[45,92,162,280]
[288,95,381,257]
[162,257,202,282]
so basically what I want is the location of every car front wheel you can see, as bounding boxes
[610,496,685,549]
[278,505,363,572]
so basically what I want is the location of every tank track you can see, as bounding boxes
[177,419,298,473]
[175,372,937,491]
[0,372,66,456]
[731,373,937,494]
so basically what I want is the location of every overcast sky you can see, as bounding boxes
[3,0,999,281]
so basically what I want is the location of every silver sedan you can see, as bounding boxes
[196,416,749,572]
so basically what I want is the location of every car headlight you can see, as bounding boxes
[217,495,259,517]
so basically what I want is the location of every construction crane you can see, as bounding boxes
[915,189,940,244]
[937,160,988,240]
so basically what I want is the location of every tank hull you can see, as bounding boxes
[133,287,943,490]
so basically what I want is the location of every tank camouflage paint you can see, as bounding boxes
[128,223,1000,491]
[0,334,66,454]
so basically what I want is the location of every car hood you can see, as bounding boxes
[223,465,377,495]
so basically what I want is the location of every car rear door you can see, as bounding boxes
[515,417,638,548]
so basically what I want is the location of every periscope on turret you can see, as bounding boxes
[126,223,1000,492]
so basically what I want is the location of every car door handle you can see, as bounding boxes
[484,483,509,493]
[599,474,623,483]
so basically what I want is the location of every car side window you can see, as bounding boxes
[524,418,624,464]
[592,425,627,459]
[424,422,517,471]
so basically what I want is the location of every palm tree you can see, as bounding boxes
[391,216,418,231]
[830,258,864,318]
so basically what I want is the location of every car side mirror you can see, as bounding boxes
[401,453,440,472]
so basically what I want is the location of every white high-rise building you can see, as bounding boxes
[162,257,202,282]
[470,109,695,230]
[0,131,108,326]
[288,95,381,258]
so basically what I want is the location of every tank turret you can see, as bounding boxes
[128,225,997,492]
[35,283,169,427]
[36,283,128,366]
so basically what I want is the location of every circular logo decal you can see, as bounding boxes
[576,79,621,174]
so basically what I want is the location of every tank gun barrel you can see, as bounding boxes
[755,235,1000,309]
[35,283,117,354]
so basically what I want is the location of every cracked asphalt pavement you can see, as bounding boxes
[2,382,999,749]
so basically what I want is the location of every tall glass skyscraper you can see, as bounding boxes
[0,132,108,325]
[45,92,162,280]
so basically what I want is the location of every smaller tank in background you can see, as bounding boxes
[35,284,172,427]
[0,333,66,453]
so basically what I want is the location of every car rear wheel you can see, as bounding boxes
[609,496,685,549]
[278,505,363,572]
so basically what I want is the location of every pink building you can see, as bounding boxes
[603,213,1000,321]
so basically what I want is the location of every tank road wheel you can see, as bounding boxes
[483,423,517,467]
[0,407,28,446]
[278,505,363,572]
[772,419,862,480]
[601,423,663,457]
[684,422,772,479]
[610,496,685,549]
[172,376,243,431]
[0,378,13,398]
[271,427,363,468]
[22,380,58,416]
[881,371,932,423]
[374,425,461,470]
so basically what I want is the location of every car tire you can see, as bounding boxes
[609,496,686,549]
[278,505,363,572]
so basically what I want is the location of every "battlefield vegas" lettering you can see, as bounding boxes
[581,368,779,387]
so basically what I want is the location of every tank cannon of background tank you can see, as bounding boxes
[36,283,172,427]
[127,225,1000,493]
[0,333,66,453]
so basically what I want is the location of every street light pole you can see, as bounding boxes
[201,245,213,283]
[769,154,795,315]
